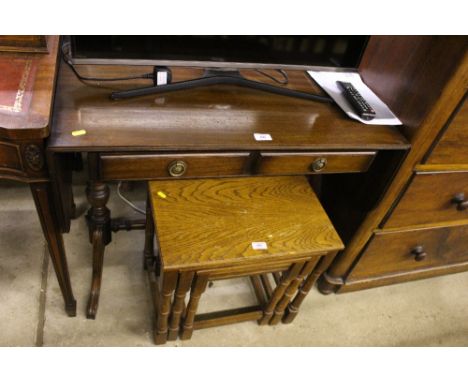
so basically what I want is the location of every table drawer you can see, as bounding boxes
[384,171,468,228]
[99,153,250,180]
[347,223,468,281]
[257,151,376,175]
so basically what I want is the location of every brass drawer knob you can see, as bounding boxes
[310,157,327,172]
[452,193,467,211]
[411,245,427,262]
[167,160,187,177]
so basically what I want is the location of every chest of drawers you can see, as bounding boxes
[317,37,468,294]
[342,95,468,291]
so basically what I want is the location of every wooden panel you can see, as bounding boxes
[347,222,468,281]
[149,176,343,272]
[0,35,48,53]
[360,36,467,141]
[0,140,22,174]
[425,97,468,165]
[99,152,249,180]
[257,151,376,175]
[384,171,468,228]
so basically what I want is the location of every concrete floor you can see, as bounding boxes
[1,180,468,346]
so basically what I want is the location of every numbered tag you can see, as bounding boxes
[251,242,268,250]
[157,71,168,85]
[253,133,272,141]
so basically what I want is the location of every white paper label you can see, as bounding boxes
[251,242,268,250]
[253,133,272,141]
[157,71,168,85]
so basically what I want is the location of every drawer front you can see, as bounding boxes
[426,97,467,165]
[257,151,376,175]
[0,141,23,175]
[100,153,250,180]
[384,171,468,228]
[347,223,468,281]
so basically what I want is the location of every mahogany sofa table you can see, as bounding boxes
[47,63,410,319]
[0,36,76,316]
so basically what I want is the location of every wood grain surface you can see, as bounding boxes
[425,96,468,165]
[0,35,48,53]
[48,64,409,152]
[149,176,343,271]
[360,36,467,141]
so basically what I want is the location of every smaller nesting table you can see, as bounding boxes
[145,176,344,344]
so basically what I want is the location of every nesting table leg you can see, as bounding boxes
[258,262,305,325]
[168,271,194,341]
[154,271,179,345]
[180,273,209,340]
[283,253,337,324]
[269,259,318,325]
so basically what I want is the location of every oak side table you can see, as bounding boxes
[146,176,344,344]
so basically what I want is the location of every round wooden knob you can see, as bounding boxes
[310,158,327,172]
[167,160,187,177]
[452,193,467,211]
[411,245,427,262]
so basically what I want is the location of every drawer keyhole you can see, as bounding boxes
[411,245,427,262]
[168,160,187,177]
[452,193,468,211]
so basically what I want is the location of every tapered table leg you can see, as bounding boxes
[30,182,77,317]
[85,181,111,319]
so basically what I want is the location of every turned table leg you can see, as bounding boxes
[30,182,77,317]
[258,262,304,325]
[85,181,111,319]
[154,270,179,345]
[168,271,194,341]
[269,259,318,325]
[180,273,209,341]
[283,253,338,324]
